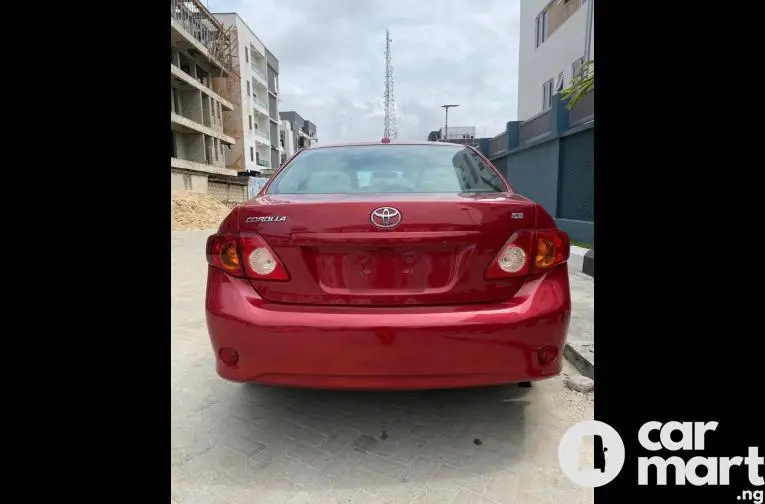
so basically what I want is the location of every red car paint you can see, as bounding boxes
[205,141,571,390]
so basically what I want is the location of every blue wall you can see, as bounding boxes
[480,91,594,245]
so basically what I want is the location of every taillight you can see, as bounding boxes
[532,229,569,273]
[206,234,244,276]
[206,233,289,281]
[239,234,289,281]
[485,230,534,279]
[485,228,569,279]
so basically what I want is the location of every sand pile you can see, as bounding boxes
[171,191,233,231]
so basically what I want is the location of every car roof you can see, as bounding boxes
[305,140,469,150]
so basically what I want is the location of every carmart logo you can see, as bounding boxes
[559,420,764,493]
[558,420,626,487]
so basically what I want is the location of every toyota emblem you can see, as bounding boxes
[370,207,402,229]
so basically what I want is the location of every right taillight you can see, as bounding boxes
[532,229,570,273]
[485,228,570,279]
[206,233,289,281]
[485,230,534,279]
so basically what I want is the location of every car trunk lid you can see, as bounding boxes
[238,193,536,306]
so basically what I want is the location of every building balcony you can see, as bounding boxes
[251,63,267,84]
[171,157,237,177]
[171,112,235,145]
[252,129,270,145]
[171,64,233,111]
[251,95,269,116]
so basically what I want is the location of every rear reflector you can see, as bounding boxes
[218,347,239,366]
[537,346,559,365]
[206,233,290,281]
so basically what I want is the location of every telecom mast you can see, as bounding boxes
[383,29,398,139]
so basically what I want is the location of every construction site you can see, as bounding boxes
[170,0,252,228]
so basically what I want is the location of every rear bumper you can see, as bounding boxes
[205,265,571,390]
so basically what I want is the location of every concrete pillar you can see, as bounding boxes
[202,95,211,127]
[171,48,181,67]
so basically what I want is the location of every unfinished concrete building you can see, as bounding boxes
[171,0,247,201]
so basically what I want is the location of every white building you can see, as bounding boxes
[279,118,295,163]
[213,13,281,176]
[517,0,594,120]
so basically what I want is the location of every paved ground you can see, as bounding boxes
[172,230,594,504]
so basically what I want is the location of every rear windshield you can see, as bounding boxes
[267,144,508,195]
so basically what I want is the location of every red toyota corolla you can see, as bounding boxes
[205,140,571,390]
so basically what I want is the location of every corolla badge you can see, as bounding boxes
[370,207,402,229]
[245,216,287,223]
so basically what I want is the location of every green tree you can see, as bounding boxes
[561,60,594,109]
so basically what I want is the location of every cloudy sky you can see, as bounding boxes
[209,0,521,144]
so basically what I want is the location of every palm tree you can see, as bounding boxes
[561,60,594,109]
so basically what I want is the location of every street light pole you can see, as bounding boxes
[441,104,459,142]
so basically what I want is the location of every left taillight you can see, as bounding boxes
[207,233,244,276]
[206,233,289,281]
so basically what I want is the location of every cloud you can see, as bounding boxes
[210,0,520,143]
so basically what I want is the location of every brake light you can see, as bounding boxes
[206,233,289,281]
[206,234,244,276]
[532,229,570,273]
[485,228,569,279]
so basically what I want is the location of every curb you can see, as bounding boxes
[564,342,594,380]
[569,245,594,277]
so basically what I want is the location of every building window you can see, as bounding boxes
[572,57,585,80]
[214,139,219,161]
[250,147,254,161]
[247,81,250,94]
[535,10,548,48]
[542,79,554,111]
[556,72,564,92]
[249,115,252,130]
[245,47,249,63]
